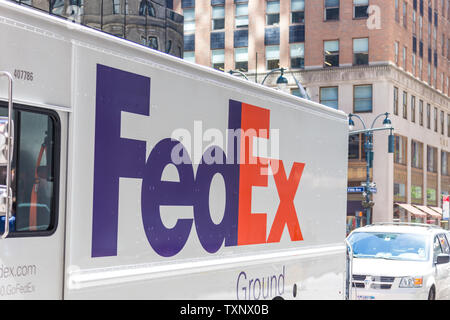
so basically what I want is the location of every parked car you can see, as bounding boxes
[346,223,450,300]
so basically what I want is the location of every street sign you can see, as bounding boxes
[347,186,377,193]
[347,187,364,193]
[443,195,449,221]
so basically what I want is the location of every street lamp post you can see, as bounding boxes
[228,67,310,100]
[348,112,394,226]
[228,69,249,81]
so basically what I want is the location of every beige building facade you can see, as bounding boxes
[174,0,450,230]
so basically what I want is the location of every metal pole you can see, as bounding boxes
[366,132,373,225]
[101,0,104,31]
[255,52,258,83]
[0,72,13,239]
[123,0,127,39]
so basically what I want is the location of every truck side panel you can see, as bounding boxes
[64,41,348,299]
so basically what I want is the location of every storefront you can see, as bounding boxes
[394,203,442,225]
[394,203,427,223]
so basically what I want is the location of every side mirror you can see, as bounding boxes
[436,253,450,265]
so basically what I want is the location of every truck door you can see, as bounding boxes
[0,102,65,299]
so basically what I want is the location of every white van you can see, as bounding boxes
[347,223,450,300]
[0,1,349,299]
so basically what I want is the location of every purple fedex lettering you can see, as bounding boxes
[92,65,241,257]
[92,65,149,257]
[92,66,304,258]
[141,139,195,257]
[193,102,241,253]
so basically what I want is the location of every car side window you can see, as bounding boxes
[433,235,443,262]
[438,234,450,254]
[445,233,450,249]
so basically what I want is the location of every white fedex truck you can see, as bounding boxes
[0,1,349,299]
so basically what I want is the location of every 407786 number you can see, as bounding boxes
[13,69,33,81]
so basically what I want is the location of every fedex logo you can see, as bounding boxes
[91,64,305,258]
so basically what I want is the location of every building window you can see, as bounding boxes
[394,41,399,65]
[183,51,195,63]
[235,47,248,72]
[441,110,445,135]
[402,46,407,69]
[234,29,248,48]
[353,0,369,18]
[411,185,423,204]
[290,43,305,69]
[50,0,64,16]
[211,31,225,50]
[419,100,424,126]
[235,3,249,28]
[411,95,416,123]
[434,107,438,132]
[324,40,339,67]
[402,91,407,119]
[427,103,431,129]
[403,1,408,27]
[291,0,305,23]
[354,85,373,112]
[395,0,400,22]
[353,38,369,65]
[419,15,423,39]
[433,66,437,88]
[147,36,158,50]
[412,53,416,75]
[447,113,450,138]
[212,5,225,30]
[393,87,399,115]
[211,49,225,71]
[427,62,431,84]
[411,140,423,168]
[266,45,280,70]
[348,133,366,160]
[394,135,407,165]
[442,33,445,56]
[418,57,423,79]
[266,0,280,25]
[394,182,406,201]
[324,0,340,21]
[139,0,156,16]
[113,0,121,14]
[183,8,196,33]
[291,87,308,98]
[412,10,416,34]
[320,87,339,109]
[427,145,437,172]
[442,151,449,176]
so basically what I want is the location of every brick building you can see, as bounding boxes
[174,0,450,230]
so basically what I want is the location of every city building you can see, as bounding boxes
[11,0,184,58]
[173,0,450,230]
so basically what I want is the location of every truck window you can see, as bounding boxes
[0,104,59,235]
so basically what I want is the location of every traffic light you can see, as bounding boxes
[362,199,375,208]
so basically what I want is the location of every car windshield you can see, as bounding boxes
[347,232,429,261]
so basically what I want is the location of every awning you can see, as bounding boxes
[395,203,427,217]
[414,205,442,218]
[431,207,443,215]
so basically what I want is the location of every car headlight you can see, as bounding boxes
[399,276,423,288]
